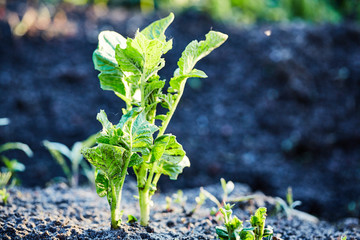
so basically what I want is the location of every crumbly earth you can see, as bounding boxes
[0,182,359,239]
[1,5,360,221]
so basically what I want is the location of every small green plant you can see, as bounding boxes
[201,178,235,215]
[82,12,227,228]
[0,171,11,204]
[216,204,274,240]
[43,133,98,187]
[0,142,33,186]
[187,190,207,216]
[275,187,318,223]
[173,189,187,208]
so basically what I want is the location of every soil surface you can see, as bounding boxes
[1,182,359,239]
[1,6,360,221]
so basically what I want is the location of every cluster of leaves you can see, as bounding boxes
[82,12,227,228]
[216,204,274,240]
[0,119,33,204]
[43,133,98,187]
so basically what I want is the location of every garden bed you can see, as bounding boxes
[0,182,359,239]
[1,5,360,225]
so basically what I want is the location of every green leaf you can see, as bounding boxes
[169,68,207,92]
[228,216,243,231]
[0,172,11,188]
[131,112,158,154]
[240,230,255,240]
[159,93,176,110]
[216,226,229,240]
[127,214,138,223]
[178,30,228,75]
[250,207,267,227]
[95,170,109,198]
[93,31,129,100]
[115,39,143,74]
[129,153,143,167]
[82,143,126,184]
[2,158,25,173]
[152,135,190,180]
[0,142,33,157]
[141,13,174,41]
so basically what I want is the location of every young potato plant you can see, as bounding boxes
[82,13,228,228]
[216,204,275,240]
[43,133,98,187]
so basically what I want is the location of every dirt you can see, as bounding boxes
[1,182,359,239]
[0,5,360,222]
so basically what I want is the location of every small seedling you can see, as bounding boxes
[201,178,235,214]
[82,12,227,228]
[0,171,11,204]
[187,190,207,216]
[275,187,318,223]
[173,189,187,208]
[216,205,275,240]
[165,196,172,212]
[127,214,138,223]
[0,142,33,186]
[43,133,98,187]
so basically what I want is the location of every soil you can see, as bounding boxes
[1,182,359,239]
[0,4,360,225]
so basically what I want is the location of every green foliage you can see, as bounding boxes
[0,139,32,203]
[0,187,10,205]
[43,133,97,187]
[275,187,318,223]
[83,12,227,228]
[0,142,33,186]
[216,205,274,240]
[127,214,138,223]
[201,178,234,211]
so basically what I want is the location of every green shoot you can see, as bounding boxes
[165,196,172,212]
[201,178,235,211]
[127,214,138,223]
[188,190,207,216]
[82,12,227,228]
[0,142,32,186]
[0,171,12,205]
[275,187,318,223]
[43,133,98,187]
[173,189,187,208]
[216,205,275,240]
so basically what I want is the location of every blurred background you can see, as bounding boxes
[0,0,359,221]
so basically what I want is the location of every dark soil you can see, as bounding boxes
[1,5,360,222]
[1,182,359,239]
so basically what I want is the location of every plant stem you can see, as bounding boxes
[158,80,187,136]
[139,188,150,226]
[137,80,188,226]
[110,183,121,229]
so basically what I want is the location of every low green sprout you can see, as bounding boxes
[43,133,98,187]
[201,178,235,216]
[216,204,274,240]
[0,134,33,204]
[275,187,318,223]
[0,172,11,204]
[0,142,33,186]
[81,12,227,228]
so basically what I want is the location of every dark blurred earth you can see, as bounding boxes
[0,8,359,221]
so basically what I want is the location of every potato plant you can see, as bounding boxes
[82,13,227,228]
